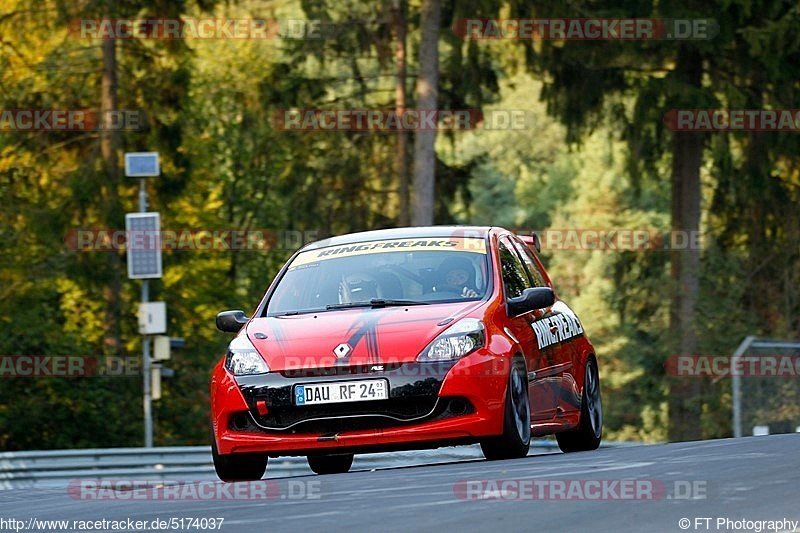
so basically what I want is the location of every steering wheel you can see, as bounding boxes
[433,284,466,296]
[343,273,380,301]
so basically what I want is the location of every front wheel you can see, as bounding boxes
[480,355,531,460]
[211,431,267,482]
[556,357,602,453]
[307,453,354,475]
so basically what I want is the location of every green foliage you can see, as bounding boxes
[0,0,798,449]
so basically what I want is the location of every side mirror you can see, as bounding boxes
[531,232,541,253]
[216,310,249,333]
[507,287,555,316]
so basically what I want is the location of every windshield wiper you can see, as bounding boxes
[326,298,430,310]
[271,308,325,317]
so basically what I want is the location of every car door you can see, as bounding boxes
[497,236,558,421]
[511,236,581,417]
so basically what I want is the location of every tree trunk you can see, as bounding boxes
[101,24,122,353]
[667,46,703,442]
[392,0,409,226]
[411,0,440,226]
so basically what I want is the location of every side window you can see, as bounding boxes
[512,239,547,287]
[498,239,531,299]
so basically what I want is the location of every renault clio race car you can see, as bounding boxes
[210,226,602,480]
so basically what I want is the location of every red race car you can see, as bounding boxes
[210,226,602,480]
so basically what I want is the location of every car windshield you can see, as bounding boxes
[266,237,490,316]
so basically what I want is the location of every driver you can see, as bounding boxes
[435,257,479,298]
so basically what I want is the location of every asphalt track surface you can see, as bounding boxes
[1,434,798,533]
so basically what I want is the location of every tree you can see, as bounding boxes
[391,0,410,226]
[513,0,717,440]
[667,45,704,441]
[0,0,221,449]
[516,0,800,440]
[411,0,440,225]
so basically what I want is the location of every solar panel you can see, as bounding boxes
[124,152,160,177]
[125,212,162,279]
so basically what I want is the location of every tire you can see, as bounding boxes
[211,431,267,482]
[480,355,531,460]
[307,453,354,475]
[556,357,602,453]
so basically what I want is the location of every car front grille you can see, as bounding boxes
[228,397,473,435]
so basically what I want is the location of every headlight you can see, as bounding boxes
[225,335,269,376]
[418,318,485,362]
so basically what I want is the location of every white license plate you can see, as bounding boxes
[294,379,389,406]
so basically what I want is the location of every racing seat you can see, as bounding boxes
[375,271,404,299]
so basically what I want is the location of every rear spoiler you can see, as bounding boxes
[518,233,541,254]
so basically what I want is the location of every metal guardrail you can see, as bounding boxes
[0,446,214,489]
[0,441,634,489]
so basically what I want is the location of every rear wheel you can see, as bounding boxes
[556,357,602,453]
[211,430,267,482]
[307,453,354,475]
[480,356,531,460]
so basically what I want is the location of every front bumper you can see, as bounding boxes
[211,350,508,456]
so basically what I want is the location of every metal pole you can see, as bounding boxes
[139,178,153,448]
[731,335,755,439]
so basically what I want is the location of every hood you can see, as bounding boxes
[245,301,483,371]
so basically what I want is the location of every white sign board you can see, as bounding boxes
[125,152,160,177]
[138,301,167,335]
[151,366,162,401]
[153,335,171,361]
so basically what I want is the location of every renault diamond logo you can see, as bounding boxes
[333,343,352,358]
